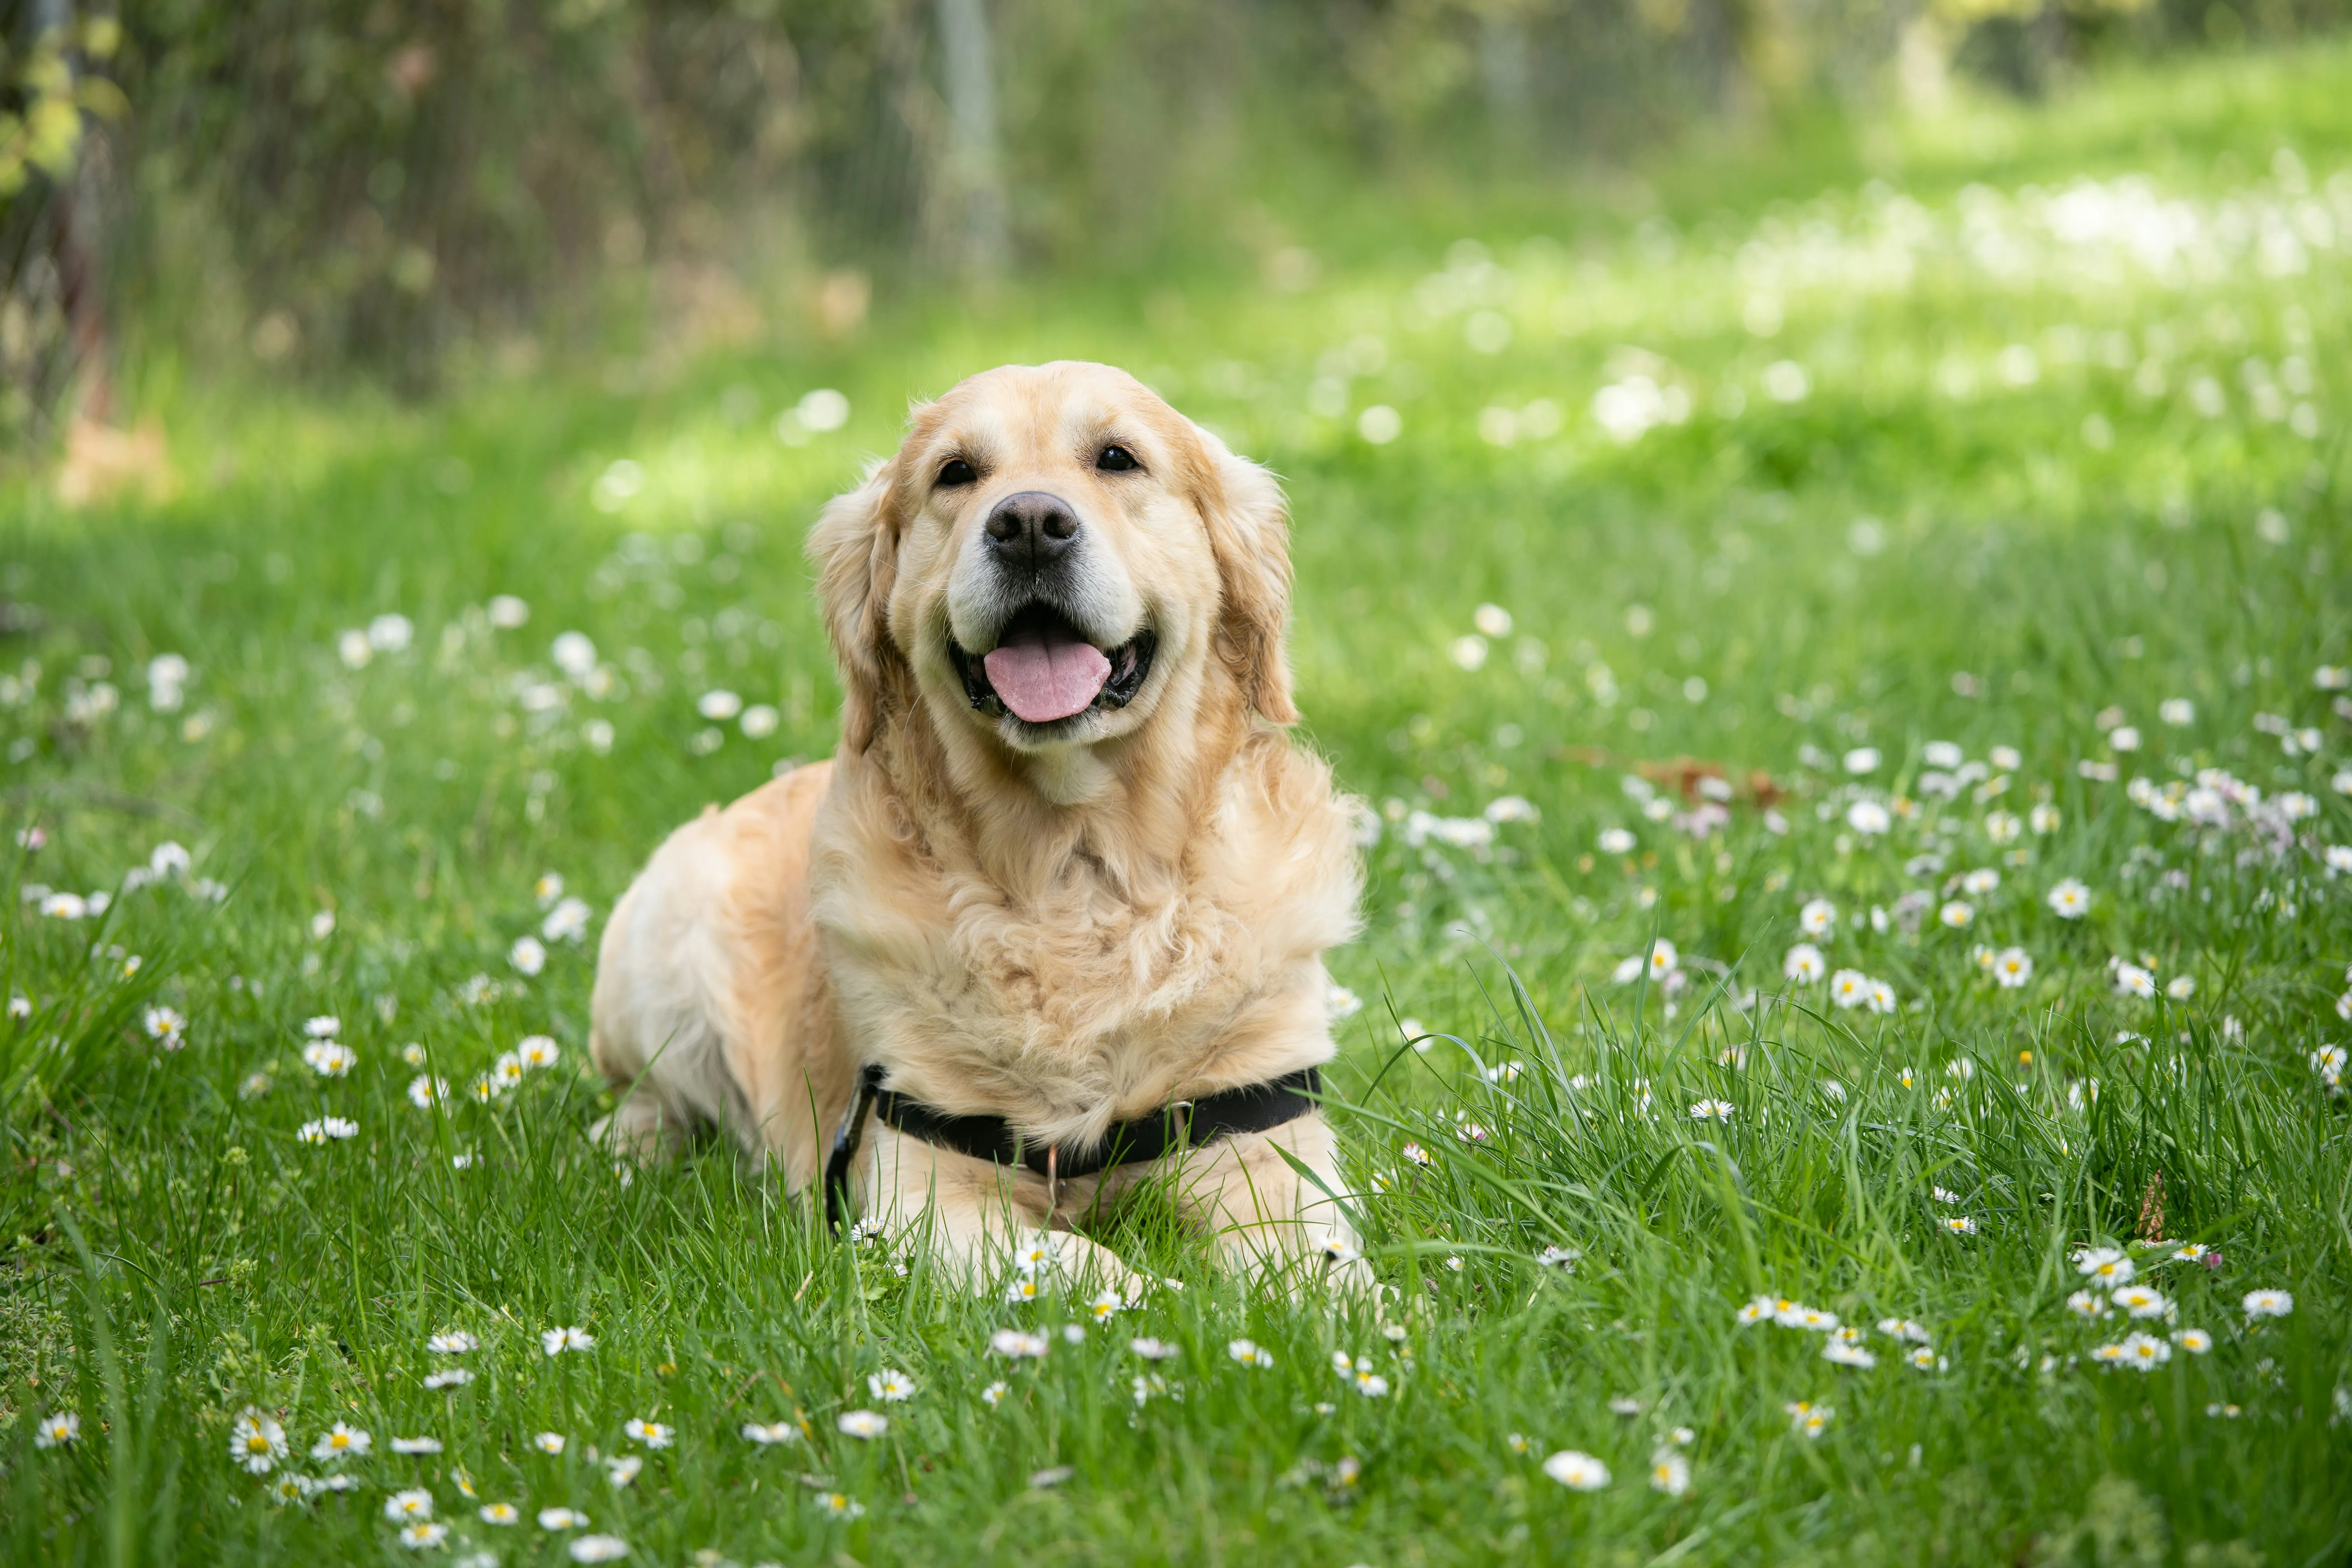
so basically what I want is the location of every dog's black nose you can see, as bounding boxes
[984,492,1080,566]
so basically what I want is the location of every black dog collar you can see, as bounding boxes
[823,1062,1323,1229]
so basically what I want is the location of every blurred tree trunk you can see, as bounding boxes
[934,0,1007,276]
[35,0,113,423]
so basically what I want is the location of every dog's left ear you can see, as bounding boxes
[1196,433,1298,725]
[806,459,902,753]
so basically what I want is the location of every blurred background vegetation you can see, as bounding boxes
[0,0,2345,432]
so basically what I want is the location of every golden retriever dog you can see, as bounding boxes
[588,361,1365,1292]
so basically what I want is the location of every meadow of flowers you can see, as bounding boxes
[2,42,2350,1567]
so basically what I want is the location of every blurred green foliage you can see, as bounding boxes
[4,0,2352,399]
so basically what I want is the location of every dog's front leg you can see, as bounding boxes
[1172,1112,1373,1293]
[858,1125,1142,1296]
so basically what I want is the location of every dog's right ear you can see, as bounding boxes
[806,460,901,753]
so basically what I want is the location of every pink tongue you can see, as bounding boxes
[982,624,1112,723]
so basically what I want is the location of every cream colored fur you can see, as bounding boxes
[590,361,1365,1292]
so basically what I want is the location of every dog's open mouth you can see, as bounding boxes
[950,604,1156,726]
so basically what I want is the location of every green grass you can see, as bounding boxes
[6,39,2352,1568]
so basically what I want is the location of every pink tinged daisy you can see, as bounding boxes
[1543,1450,1610,1490]
[541,1326,595,1356]
[1400,1141,1434,1167]
[2242,1289,2294,1319]
[538,1506,588,1529]
[740,1421,799,1444]
[231,1407,287,1473]
[310,1422,372,1462]
[33,1410,79,1448]
[384,1489,435,1521]
[836,1410,888,1439]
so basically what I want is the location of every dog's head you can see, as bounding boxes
[810,362,1296,770]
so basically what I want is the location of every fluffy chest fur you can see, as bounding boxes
[808,735,1361,1151]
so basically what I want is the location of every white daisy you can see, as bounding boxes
[384,1488,435,1521]
[990,1328,1050,1358]
[541,1326,595,1356]
[33,1410,79,1448]
[836,1410,888,1439]
[310,1422,372,1462]
[866,1369,916,1403]
[1543,1450,1610,1490]
[2242,1289,2293,1319]
[740,1421,799,1444]
[230,1407,287,1473]
[2047,879,2091,919]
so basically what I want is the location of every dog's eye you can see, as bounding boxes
[938,458,977,487]
[1096,445,1139,473]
